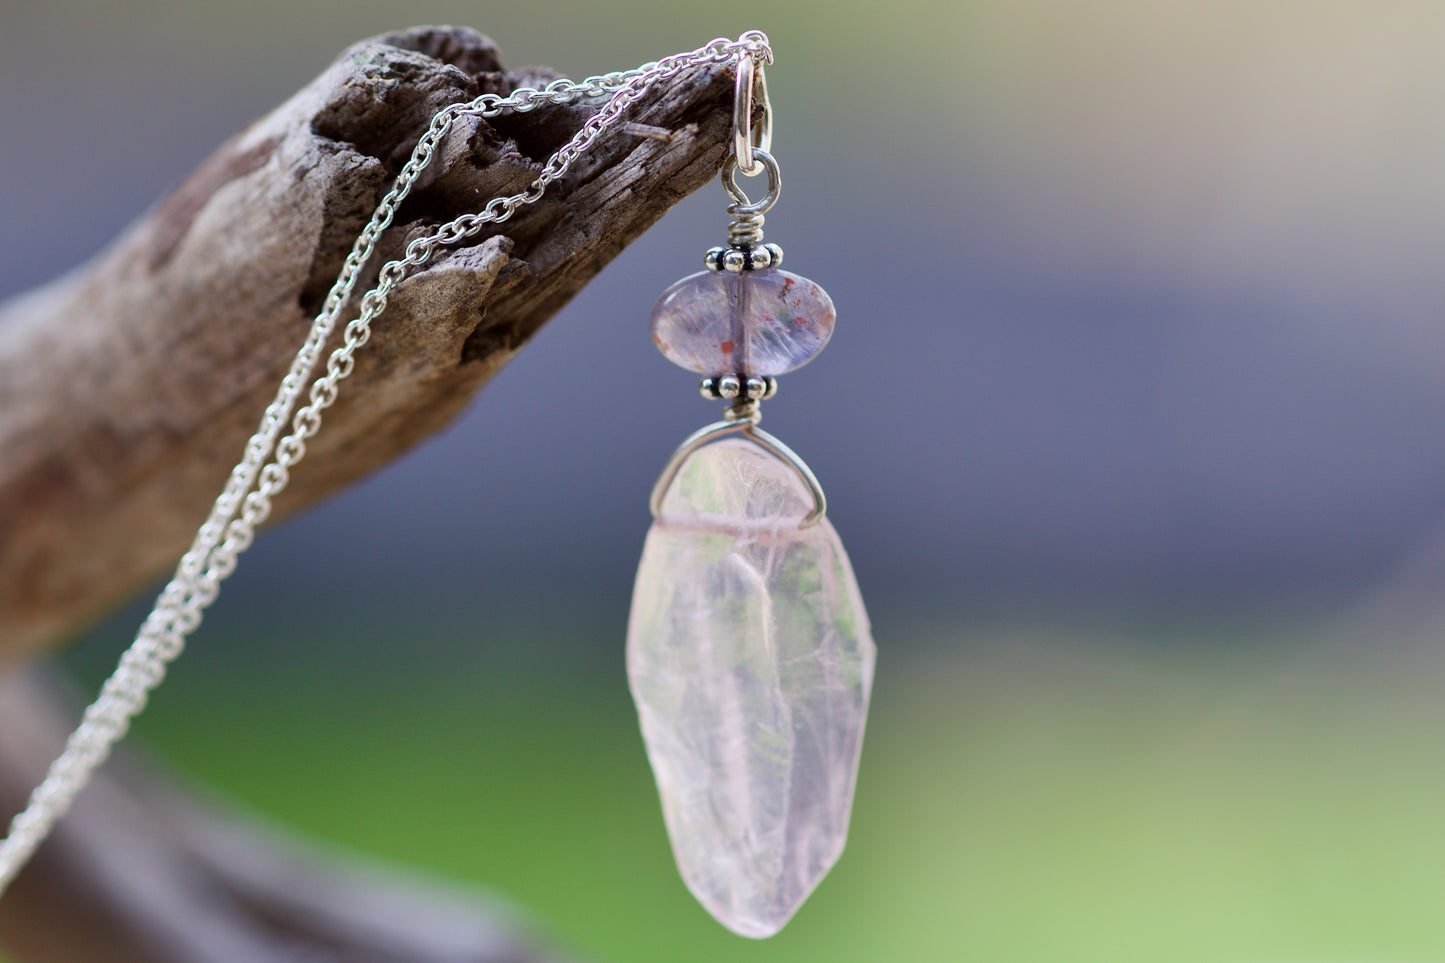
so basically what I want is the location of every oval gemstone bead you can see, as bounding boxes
[650,269,836,376]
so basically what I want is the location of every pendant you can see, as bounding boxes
[628,433,875,937]
[626,146,876,938]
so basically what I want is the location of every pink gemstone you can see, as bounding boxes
[650,269,836,376]
[627,437,875,938]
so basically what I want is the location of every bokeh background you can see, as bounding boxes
[3,1,1443,960]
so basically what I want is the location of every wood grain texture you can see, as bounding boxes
[0,25,736,664]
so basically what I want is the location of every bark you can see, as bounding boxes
[0,24,736,665]
[0,25,739,962]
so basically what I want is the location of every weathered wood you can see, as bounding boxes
[0,25,736,666]
[0,24,740,962]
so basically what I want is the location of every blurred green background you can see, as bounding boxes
[3,0,1444,960]
[59,602,1444,962]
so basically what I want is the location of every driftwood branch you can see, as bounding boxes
[0,25,738,962]
[0,24,737,665]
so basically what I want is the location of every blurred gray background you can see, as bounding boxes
[4,1,1441,616]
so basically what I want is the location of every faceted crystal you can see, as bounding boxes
[650,269,836,376]
[626,437,875,938]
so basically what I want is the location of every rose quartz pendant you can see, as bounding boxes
[627,436,875,938]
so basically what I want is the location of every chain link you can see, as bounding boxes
[0,30,772,896]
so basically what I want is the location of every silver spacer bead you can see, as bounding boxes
[700,374,778,401]
[716,374,742,399]
[702,242,785,273]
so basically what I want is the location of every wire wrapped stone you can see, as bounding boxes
[627,436,874,938]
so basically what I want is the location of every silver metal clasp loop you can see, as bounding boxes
[721,149,781,217]
[732,53,772,177]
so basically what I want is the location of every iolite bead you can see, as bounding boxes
[649,269,836,377]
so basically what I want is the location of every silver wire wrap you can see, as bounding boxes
[647,410,828,529]
[0,31,774,897]
[723,149,781,247]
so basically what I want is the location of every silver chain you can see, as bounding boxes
[0,30,772,896]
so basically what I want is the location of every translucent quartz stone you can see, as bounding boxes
[627,437,875,938]
[649,269,836,376]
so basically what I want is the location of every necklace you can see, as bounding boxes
[0,30,874,939]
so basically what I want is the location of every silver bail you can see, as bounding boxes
[732,53,772,177]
